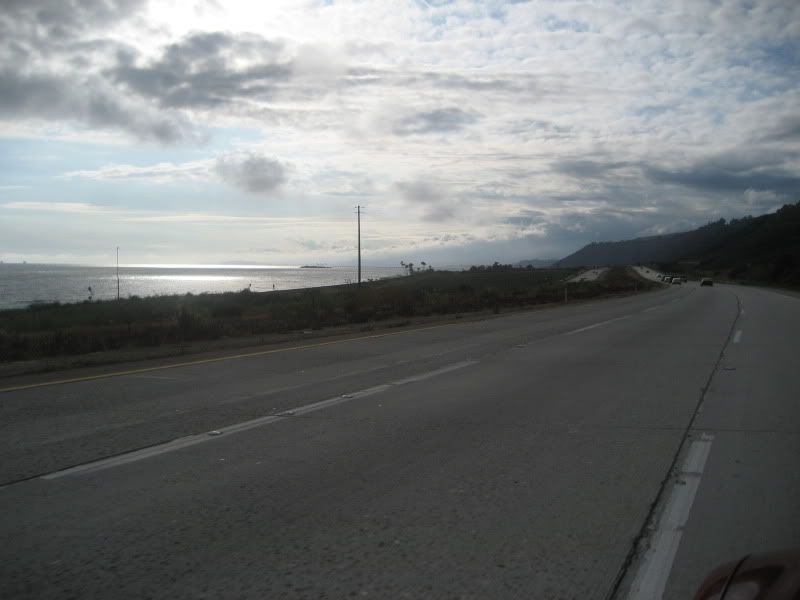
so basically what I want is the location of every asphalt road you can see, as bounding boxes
[567,267,608,282]
[1,281,797,599]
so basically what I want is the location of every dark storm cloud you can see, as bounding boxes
[215,153,290,195]
[393,108,479,136]
[644,161,800,194]
[110,32,291,109]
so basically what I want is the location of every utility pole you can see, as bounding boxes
[357,205,362,286]
[116,246,120,300]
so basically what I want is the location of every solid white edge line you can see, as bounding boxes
[41,360,478,480]
[626,434,715,600]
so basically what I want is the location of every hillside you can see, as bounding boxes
[556,201,800,286]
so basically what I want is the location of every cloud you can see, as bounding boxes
[62,154,293,195]
[392,107,479,136]
[395,178,462,222]
[0,67,195,144]
[644,159,800,194]
[1,201,109,213]
[758,113,800,143]
[554,159,632,179]
[0,0,146,46]
[110,32,290,109]
[63,160,212,181]
[743,188,785,211]
[215,153,290,195]
[0,0,199,142]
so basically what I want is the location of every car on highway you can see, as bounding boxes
[701,278,714,286]
[672,278,681,285]
[662,276,671,283]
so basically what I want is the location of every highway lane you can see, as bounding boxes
[0,282,796,598]
[0,287,685,485]
[658,284,800,599]
[567,267,608,282]
[631,265,662,282]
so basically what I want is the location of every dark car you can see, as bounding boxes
[694,548,800,599]
[701,278,714,286]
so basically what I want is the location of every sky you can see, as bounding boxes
[0,0,798,267]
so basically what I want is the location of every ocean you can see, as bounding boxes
[0,263,407,310]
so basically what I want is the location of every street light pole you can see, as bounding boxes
[116,246,120,300]
[357,205,361,286]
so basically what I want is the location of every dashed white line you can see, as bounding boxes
[565,315,630,335]
[733,330,742,344]
[392,361,477,385]
[41,360,478,480]
[626,433,715,600]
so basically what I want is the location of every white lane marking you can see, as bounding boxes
[565,315,630,335]
[626,433,714,600]
[643,306,660,313]
[733,330,742,344]
[392,361,476,385]
[42,360,477,480]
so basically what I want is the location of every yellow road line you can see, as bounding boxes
[0,322,456,394]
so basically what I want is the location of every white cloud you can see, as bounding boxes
[62,160,212,182]
[1,201,110,213]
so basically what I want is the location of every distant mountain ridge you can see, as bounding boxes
[556,201,800,286]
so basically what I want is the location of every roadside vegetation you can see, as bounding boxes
[654,203,800,289]
[0,266,657,363]
[562,200,800,290]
